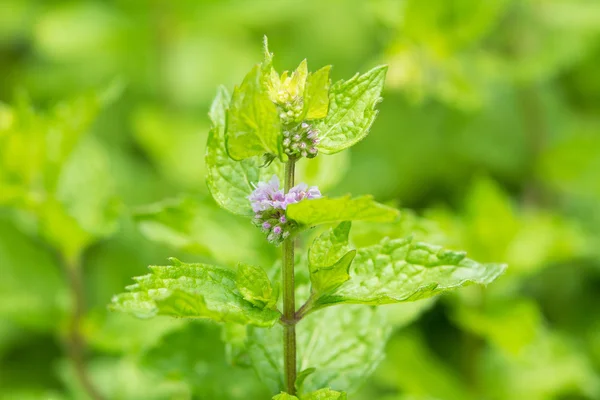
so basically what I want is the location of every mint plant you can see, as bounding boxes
[0,90,121,400]
[111,38,506,398]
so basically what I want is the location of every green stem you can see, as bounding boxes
[64,260,104,400]
[282,159,297,395]
[295,294,315,321]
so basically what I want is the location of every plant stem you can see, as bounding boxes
[65,260,104,400]
[282,159,297,395]
[295,294,315,321]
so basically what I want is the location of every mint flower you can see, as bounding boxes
[248,175,321,244]
[286,182,322,203]
[248,175,286,212]
[283,122,320,159]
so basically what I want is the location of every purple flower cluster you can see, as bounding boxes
[283,122,320,159]
[248,175,321,243]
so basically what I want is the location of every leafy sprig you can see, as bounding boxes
[111,37,506,397]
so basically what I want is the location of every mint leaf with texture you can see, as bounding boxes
[209,85,229,128]
[296,305,389,393]
[225,65,282,160]
[309,222,353,268]
[236,263,278,309]
[309,252,355,297]
[313,237,506,310]
[272,389,347,400]
[308,222,355,295]
[206,86,283,216]
[315,65,387,154]
[302,389,347,400]
[273,393,298,400]
[304,66,332,120]
[111,258,280,327]
[240,261,395,394]
[286,196,399,229]
[248,305,389,394]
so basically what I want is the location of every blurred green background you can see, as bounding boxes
[1,0,600,399]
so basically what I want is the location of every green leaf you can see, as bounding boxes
[272,393,298,400]
[310,252,355,303]
[58,356,190,400]
[225,65,282,160]
[309,222,352,268]
[268,59,308,102]
[262,35,274,71]
[295,368,317,395]
[236,263,277,309]
[51,136,120,258]
[142,323,270,399]
[221,322,251,367]
[302,388,347,400]
[315,65,387,154]
[0,216,68,330]
[37,197,98,265]
[274,389,348,400]
[304,66,332,120]
[298,306,389,393]
[133,196,275,266]
[427,176,588,276]
[286,196,399,229]
[83,312,184,355]
[308,222,355,295]
[452,298,542,356]
[206,86,283,216]
[111,258,280,327]
[209,85,230,128]
[248,305,390,394]
[289,59,309,100]
[313,236,506,310]
[0,92,103,197]
[0,92,119,261]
